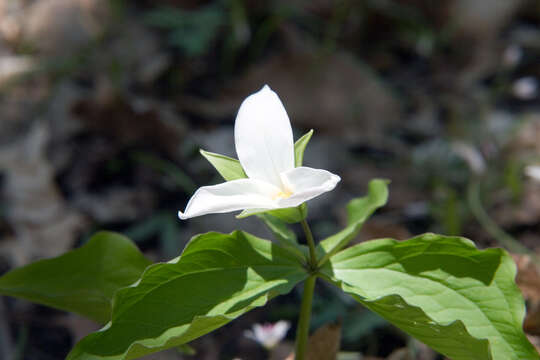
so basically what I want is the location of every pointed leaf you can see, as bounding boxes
[0,232,151,324]
[256,213,306,264]
[200,149,247,181]
[68,231,307,360]
[294,129,314,167]
[319,234,540,360]
[257,213,298,246]
[316,179,389,266]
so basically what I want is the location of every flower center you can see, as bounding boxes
[273,189,293,199]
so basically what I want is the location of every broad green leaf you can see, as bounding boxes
[200,149,247,181]
[316,179,389,266]
[0,232,151,324]
[295,129,314,167]
[319,234,540,360]
[68,231,307,360]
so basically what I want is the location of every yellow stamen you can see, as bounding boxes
[273,189,293,199]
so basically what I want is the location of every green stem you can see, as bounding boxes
[295,275,316,360]
[300,219,317,270]
[467,178,532,255]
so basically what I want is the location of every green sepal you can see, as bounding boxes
[295,129,314,167]
[257,214,297,246]
[236,203,307,224]
[319,233,540,360]
[0,232,151,324]
[316,179,389,266]
[200,149,247,181]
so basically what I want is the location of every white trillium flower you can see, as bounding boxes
[244,320,291,349]
[178,85,340,219]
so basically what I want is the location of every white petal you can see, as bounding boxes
[277,166,341,208]
[178,179,280,219]
[235,85,294,188]
[271,320,290,340]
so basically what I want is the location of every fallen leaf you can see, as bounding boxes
[287,322,342,360]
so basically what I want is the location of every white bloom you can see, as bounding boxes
[178,85,340,219]
[525,165,540,182]
[244,320,290,349]
[512,76,538,100]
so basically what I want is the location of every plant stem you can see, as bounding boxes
[467,178,540,268]
[295,275,316,360]
[300,218,317,270]
[467,179,532,255]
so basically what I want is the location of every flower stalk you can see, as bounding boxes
[294,275,316,360]
[295,216,318,360]
[300,218,317,271]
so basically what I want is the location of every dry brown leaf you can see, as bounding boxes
[287,322,342,360]
[527,334,540,354]
[513,254,540,335]
[513,254,540,301]
[21,0,109,56]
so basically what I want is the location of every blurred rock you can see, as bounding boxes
[71,91,186,157]
[21,0,109,56]
[509,113,540,154]
[447,0,525,87]
[179,51,401,145]
[106,20,172,86]
[0,55,35,86]
[0,122,87,265]
[73,187,156,223]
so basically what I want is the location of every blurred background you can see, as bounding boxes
[1,0,540,359]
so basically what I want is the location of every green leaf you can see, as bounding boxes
[316,179,389,266]
[68,231,307,360]
[319,234,540,360]
[294,129,314,167]
[256,213,306,264]
[176,344,196,355]
[257,214,298,246]
[0,232,151,324]
[200,149,247,181]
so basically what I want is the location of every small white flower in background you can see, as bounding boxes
[512,76,538,100]
[178,85,340,219]
[244,320,291,349]
[525,165,540,182]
